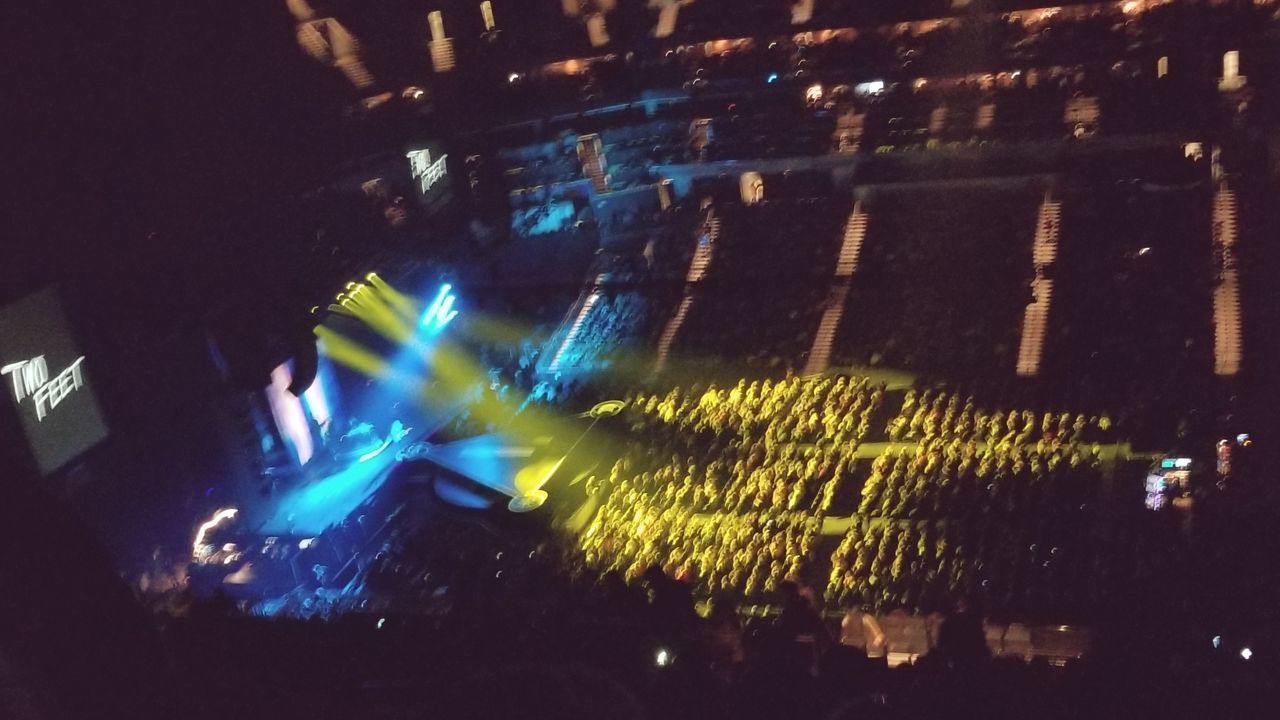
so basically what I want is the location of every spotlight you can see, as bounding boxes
[1241,647,1253,661]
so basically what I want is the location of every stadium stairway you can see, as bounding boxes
[654,295,694,372]
[547,278,607,374]
[655,208,720,371]
[804,285,851,376]
[1015,193,1061,377]
[1212,185,1242,375]
[975,103,996,132]
[336,56,374,89]
[804,202,867,375]
[576,134,610,194]
[834,202,868,277]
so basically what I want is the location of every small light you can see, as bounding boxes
[299,538,316,550]
[767,73,779,83]
[655,648,672,667]
[1212,635,1222,649]
[856,80,885,96]
[377,618,386,629]
[1137,247,1151,256]
[508,72,520,83]
[1240,647,1253,661]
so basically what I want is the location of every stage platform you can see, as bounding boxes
[251,445,400,536]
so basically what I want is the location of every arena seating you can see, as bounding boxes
[830,183,1038,377]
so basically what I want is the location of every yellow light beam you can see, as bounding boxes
[315,326,394,379]
[366,275,420,324]
[452,311,535,346]
[347,286,413,342]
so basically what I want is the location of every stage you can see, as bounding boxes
[249,441,401,536]
[242,428,577,536]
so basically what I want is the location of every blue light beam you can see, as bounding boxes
[420,284,459,333]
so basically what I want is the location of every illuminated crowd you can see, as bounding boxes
[583,497,823,598]
[831,439,1104,614]
[578,372,1113,616]
[630,374,884,446]
[884,387,1108,445]
[581,375,885,591]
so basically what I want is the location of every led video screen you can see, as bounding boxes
[0,287,108,474]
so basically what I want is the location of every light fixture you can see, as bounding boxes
[420,284,459,331]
